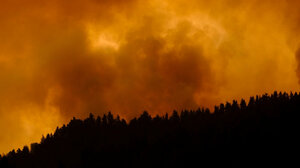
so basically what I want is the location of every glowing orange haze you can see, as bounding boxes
[0,0,299,153]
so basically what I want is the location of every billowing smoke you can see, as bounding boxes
[296,48,300,84]
[0,0,299,153]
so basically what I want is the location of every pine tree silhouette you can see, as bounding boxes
[0,91,287,168]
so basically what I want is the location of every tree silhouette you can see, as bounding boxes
[0,91,287,168]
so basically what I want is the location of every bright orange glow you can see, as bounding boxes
[0,0,299,153]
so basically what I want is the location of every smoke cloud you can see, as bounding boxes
[0,0,299,153]
[296,48,300,84]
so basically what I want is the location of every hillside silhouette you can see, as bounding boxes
[0,91,287,168]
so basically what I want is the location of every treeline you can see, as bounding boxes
[0,91,288,167]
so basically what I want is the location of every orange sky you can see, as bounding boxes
[0,0,299,153]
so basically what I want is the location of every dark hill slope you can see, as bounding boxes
[0,91,289,168]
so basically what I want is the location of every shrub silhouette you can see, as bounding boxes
[0,91,287,168]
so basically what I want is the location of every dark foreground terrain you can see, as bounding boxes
[0,91,287,168]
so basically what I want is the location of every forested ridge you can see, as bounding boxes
[0,91,287,168]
